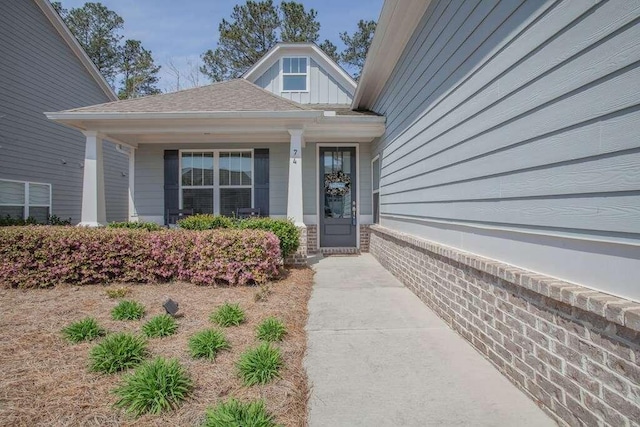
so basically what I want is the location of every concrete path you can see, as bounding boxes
[305,254,555,427]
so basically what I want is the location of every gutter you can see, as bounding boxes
[45,110,325,121]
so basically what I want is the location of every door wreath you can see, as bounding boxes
[324,171,351,196]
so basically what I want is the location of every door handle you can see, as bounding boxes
[351,201,356,226]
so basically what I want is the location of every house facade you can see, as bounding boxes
[0,0,129,224]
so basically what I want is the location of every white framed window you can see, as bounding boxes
[179,150,253,216]
[281,56,309,92]
[0,179,52,222]
[372,155,380,224]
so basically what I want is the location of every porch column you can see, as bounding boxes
[286,129,305,226]
[128,147,138,222]
[79,131,106,226]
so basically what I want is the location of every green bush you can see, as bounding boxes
[237,343,282,386]
[256,317,286,342]
[0,214,71,226]
[210,303,245,327]
[188,329,230,360]
[237,217,299,259]
[203,398,277,427]
[62,317,106,343]
[112,300,145,320]
[107,221,163,231]
[114,357,192,416]
[89,332,147,374]
[177,214,235,230]
[142,314,178,338]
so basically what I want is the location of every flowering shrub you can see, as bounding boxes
[0,226,281,288]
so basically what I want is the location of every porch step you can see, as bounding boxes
[319,247,360,256]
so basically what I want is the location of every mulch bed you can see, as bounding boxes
[0,267,314,427]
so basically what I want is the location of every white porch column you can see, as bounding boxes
[128,147,137,222]
[287,129,305,226]
[79,131,106,226]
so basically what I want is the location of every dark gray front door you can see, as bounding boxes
[319,147,357,247]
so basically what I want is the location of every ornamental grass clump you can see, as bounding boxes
[105,286,131,299]
[114,357,192,416]
[142,314,178,338]
[203,398,277,427]
[237,343,282,386]
[210,303,245,327]
[256,317,286,342]
[111,300,145,320]
[188,329,230,360]
[62,317,105,343]
[89,332,147,374]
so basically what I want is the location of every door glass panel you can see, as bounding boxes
[323,149,352,219]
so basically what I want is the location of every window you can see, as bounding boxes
[372,156,380,224]
[180,151,253,216]
[0,179,51,222]
[282,57,308,92]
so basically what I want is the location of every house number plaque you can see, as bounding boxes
[292,148,299,164]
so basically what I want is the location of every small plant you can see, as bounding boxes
[112,300,145,320]
[188,329,230,360]
[210,303,245,327]
[203,398,277,427]
[89,332,147,374]
[114,357,192,416]
[62,317,105,343]
[254,284,272,302]
[256,317,286,342]
[105,286,131,299]
[142,314,178,338]
[237,343,282,386]
[177,214,235,230]
[108,221,163,231]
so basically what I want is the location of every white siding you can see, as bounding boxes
[371,0,640,300]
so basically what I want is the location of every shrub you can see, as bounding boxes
[114,357,192,416]
[211,303,245,327]
[105,286,131,299]
[0,227,280,288]
[142,314,177,338]
[112,300,145,320]
[237,217,299,259]
[188,329,230,360]
[237,343,282,386]
[256,317,286,342]
[0,214,71,226]
[203,399,277,427]
[108,221,163,231]
[89,332,147,374]
[62,317,105,343]
[177,214,234,230]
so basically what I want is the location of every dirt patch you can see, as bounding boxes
[0,267,314,427]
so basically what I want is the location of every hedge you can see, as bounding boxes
[0,227,281,288]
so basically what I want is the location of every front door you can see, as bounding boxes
[319,147,357,247]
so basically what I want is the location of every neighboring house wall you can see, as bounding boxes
[0,0,128,223]
[371,0,640,301]
[254,59,353,104]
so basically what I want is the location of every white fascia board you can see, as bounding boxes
[34,0,117,101]
[351,0,432,110]
[45,110,324,121]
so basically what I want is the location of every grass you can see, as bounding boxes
[203,398,277,427]
[111,300,145,321]
[105,286,131,299]
[114,357,192,417]
[256,317,286,342]
[89,332,147,374]
[142,314,178,338]
[210,303,245,327]
[188,329,230,360]
[62,317,106,343]
[237,343,283,386]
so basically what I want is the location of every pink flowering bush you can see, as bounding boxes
[0,227,281,288]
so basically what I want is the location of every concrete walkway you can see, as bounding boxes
[305,254,555,427]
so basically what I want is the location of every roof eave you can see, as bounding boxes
[45,110,323,121]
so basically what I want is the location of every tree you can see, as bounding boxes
[280,1,320,42]
[319,39,339,63]
[53,2,124,84]
[118,40,161,99]
[340,20,376,80]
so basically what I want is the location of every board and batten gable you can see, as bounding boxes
[0,0,128,223]
[369,0,640,301]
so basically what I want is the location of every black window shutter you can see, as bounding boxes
[164,150,179,225]
[254,149,269,216]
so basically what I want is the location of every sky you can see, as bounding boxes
[57,0,384,92]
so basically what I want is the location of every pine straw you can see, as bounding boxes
[0,267,313,427]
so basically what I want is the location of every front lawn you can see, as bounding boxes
[0,268,313,426]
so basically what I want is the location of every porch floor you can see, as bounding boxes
[304,254,555,426]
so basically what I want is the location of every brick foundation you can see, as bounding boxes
[370,225,640,426]
[285,225,307,266]
[359,224,371,252]
[307,224,317,254]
